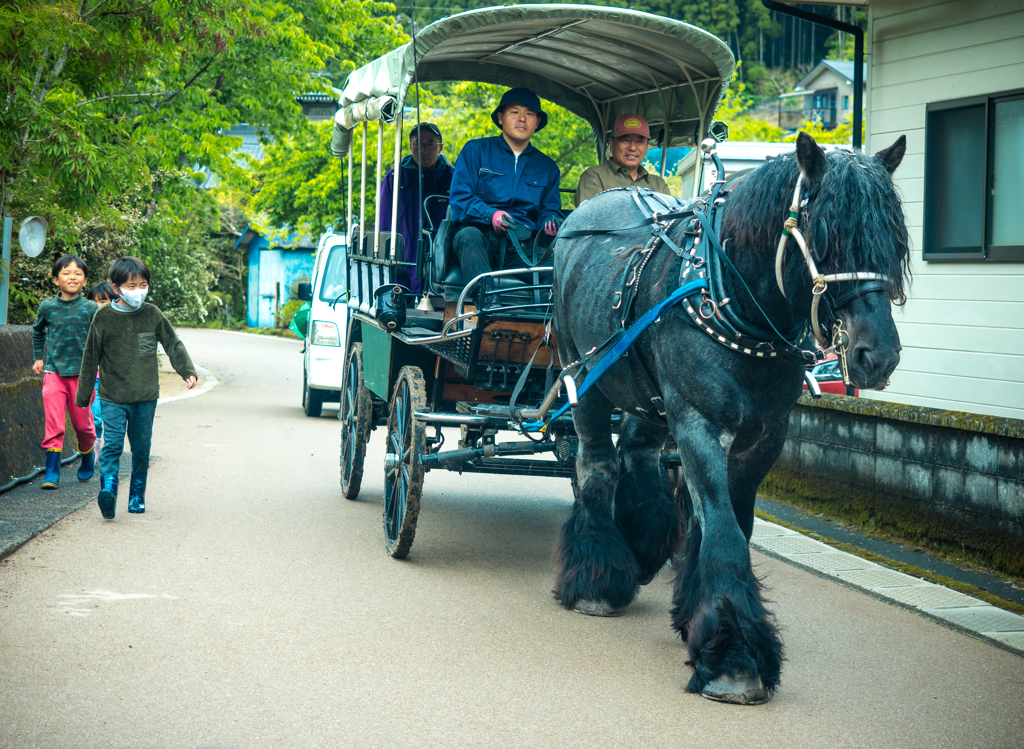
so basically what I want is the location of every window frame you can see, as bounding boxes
[923,87,1024,262]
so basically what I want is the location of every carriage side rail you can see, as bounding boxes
[380,267,557,347]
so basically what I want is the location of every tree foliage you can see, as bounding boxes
[2,0,403,323]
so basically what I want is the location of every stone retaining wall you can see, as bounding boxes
[0,326,77,488]
[767,393,1024,575]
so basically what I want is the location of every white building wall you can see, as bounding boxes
[865,0,1024,419]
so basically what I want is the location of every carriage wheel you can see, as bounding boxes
[383,366,427,558]
[340,343,372,500]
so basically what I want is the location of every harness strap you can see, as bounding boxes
[523,278,709,430]
[691,204,810,356]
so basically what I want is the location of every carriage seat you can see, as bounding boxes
[430,207,545,304]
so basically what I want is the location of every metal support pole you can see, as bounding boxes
[346,143,353,242]
[853,30,863,148]
[761,0,864,149]
[374,120,383,259]
[0,218,11,325]
[390,112,402,255]
[360,121,368,256]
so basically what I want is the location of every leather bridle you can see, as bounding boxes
[774,172,892,384]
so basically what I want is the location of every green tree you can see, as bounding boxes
[252,119,349,240]
[663,0,740,42]
[2,0,404,322]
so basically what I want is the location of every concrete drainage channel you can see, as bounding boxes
[750,516,1024,656]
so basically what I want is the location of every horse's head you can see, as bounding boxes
[787,132,910,390]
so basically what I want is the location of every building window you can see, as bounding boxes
[924,88,1024,261]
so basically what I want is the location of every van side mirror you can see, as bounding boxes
[297,282,313,302]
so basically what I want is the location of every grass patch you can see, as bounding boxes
[754,508,1024,617]
[759,468,1024,580]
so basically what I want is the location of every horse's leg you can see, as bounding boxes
[614,414,680,585]
[667,409,783,704]
[728,424,789,542]
[554,389,641,615]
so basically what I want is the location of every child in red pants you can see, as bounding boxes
[31,256,100,489]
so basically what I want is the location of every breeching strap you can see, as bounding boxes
[523,278,709,431]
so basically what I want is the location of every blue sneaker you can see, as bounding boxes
[128,473,146,513]
[41,450,61,489]
[77,446,95,481]
[97,475,118,519]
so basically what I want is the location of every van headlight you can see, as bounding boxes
[311,321,341,346]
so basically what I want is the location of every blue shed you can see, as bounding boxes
[238,228,316,328]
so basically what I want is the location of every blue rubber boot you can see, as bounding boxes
[97,475,118,520]
[128,473,146,514]
[41,450,61,490]
[77,446,96,481]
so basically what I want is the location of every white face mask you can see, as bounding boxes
[119,287,148,309]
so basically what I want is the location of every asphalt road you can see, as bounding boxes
[1,328,1022,749]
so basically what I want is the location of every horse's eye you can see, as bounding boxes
[811,216,829,263]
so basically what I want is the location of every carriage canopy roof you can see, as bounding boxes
[333,4,734,154]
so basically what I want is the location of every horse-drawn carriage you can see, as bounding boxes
[328,4,909,705]
[329,4,734,557]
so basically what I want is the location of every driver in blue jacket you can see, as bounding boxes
[449,87,563,282]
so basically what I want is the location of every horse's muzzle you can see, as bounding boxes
[846,339,901,390]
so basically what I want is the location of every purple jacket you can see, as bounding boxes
[377,154,454,294]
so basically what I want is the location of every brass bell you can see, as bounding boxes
[415,294,434,312]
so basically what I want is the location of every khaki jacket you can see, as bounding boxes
[574,160,671,206]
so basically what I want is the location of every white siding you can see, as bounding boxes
[864,0,1024,420]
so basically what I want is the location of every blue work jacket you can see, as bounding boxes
[449,136,563,231]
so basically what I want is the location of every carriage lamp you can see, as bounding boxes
[311,321,341,346]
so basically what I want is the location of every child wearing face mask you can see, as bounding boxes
[76,257,197,519]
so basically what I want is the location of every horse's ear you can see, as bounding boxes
[795,131,827,182]
[874,135,907,175]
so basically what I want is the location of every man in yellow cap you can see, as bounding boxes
[574,114,671,205]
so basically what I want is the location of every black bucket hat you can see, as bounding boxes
[491,87,548,132]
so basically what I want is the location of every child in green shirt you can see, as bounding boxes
[76,257,197,519]
[32,255,99,488]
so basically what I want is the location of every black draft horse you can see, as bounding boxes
[552,132,909,704]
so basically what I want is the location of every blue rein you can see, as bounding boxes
[524,278,709,431]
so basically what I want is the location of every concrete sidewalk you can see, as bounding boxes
[750,517,1024,657]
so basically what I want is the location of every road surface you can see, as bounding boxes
[1,328,1021,748]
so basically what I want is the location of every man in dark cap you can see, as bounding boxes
[377,122,454,294]
[449,87,564,283]
[575,114,670,205]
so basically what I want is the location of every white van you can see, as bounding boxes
[297,230,348,417]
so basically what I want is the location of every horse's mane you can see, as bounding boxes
[723,149,911,305]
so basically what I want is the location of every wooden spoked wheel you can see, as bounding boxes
[383,366,427,558]
[340,343,372,499]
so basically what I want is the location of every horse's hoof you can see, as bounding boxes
[573,600,625,617]
[701,674,770,705]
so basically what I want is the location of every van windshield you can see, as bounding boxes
[318,243,347,303]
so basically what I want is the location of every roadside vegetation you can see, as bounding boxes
[1,0,403,326]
